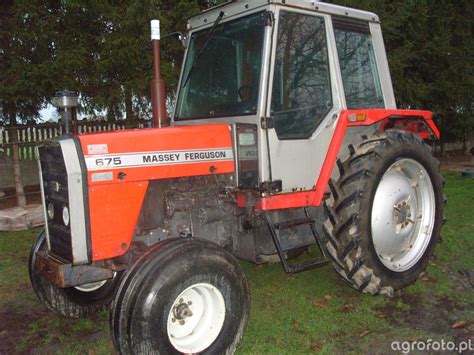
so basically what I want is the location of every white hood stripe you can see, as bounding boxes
[85,147,234,171]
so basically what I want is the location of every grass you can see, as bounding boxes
[0,172,473,354]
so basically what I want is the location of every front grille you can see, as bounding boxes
[39,142,73,262]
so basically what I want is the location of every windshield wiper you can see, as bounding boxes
[182,11,225,88]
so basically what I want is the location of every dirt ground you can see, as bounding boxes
[375,272,474,344]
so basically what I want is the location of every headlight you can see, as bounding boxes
[62,206,70,226]
[47,203,55,220]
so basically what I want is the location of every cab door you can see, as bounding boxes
[264,8,344,193]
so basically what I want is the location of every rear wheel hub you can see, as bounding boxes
[371,158,435,272]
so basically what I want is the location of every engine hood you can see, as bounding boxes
[78,124,234,186]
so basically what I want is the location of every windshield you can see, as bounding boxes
[175,12,266,120]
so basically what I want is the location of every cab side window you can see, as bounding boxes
[333,17,384,109]
[271,11,332,140]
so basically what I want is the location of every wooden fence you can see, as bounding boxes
[0,121,149,160]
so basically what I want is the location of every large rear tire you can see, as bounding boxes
[29,230,122,318]
[110,238,250,354]
[324,130,444,296]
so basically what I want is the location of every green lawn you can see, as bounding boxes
[0,172,472,354]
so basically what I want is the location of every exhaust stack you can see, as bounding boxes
[150,20,169,128]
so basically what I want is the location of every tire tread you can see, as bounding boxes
[324,130,445,295]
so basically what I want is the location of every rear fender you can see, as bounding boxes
[346,109,440,139]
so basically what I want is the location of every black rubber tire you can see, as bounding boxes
[29,230,122,318]
[323,130,445,296]
[110,238,250,354]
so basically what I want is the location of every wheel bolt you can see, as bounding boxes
[179,320,185,325]
[172,318,175,323]
[188,301,192,305]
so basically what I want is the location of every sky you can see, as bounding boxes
[39,104,90,123]
[39,105,59,123]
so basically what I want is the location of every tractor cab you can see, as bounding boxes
[174,0,395,194]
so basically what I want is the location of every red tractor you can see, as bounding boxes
[29,1,444,353]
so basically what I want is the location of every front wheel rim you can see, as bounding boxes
[74,279,108,292]
[371,158,436,272]
[73,272,116,292]
[167,282,226,353]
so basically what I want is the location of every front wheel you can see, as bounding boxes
[324,130,445,295]
[110,238,250,354]
[29,230,122,318]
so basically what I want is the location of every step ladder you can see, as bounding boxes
[265,208,329,273]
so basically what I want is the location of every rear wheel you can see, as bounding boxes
[29,230,121,318]
[110,238,250,354]
[324,130,444,295]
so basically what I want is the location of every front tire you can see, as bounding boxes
[324,130,444,295]
[29,230,122,318]
[110,238,250,354]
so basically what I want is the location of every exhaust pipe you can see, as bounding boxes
[150,20,169,128]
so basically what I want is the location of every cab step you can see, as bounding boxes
[273,217,315,230]
[265,208,329,274]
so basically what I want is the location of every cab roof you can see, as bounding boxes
[188,0,379,31]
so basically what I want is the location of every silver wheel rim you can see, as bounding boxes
[167,282,226,353]
[371,158,436,272]
[74,279,108,292]
[74,272,116,292]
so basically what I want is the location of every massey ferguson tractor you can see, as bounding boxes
[29,1,445,353]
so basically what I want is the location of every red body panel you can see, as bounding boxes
[347,109,440,138]
[79,125,234,185]
[89,182,148,260]
[248,109,439,211]
[78,124,234,261]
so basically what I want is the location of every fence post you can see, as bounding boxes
[10,124,27,207]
